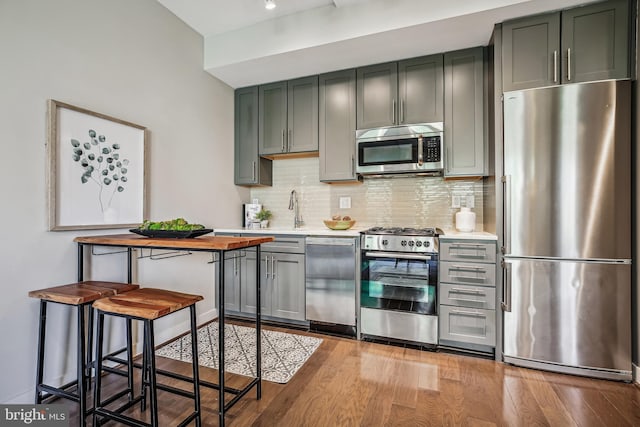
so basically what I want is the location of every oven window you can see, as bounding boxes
[361,255,437,315]
[359,139,418,166]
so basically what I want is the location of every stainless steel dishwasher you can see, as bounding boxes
[305,237,357,330]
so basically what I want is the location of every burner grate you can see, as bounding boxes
[365,227,441,236]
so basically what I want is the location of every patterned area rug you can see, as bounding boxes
[156,322,322,384]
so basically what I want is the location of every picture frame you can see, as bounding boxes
[47,99,148,231]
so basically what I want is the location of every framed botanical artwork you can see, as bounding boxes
[47,100,148,230]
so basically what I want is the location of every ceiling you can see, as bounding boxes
[157,0,592,88]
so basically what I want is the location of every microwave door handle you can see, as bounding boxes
[417,136,423,166]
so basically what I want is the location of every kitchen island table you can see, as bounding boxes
[74,233,274,427]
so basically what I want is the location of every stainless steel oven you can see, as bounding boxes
[360,227,441,345]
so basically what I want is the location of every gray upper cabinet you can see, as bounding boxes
[502,13,560,92]
[288,77,319,153]
[398,55,444,124]
[562,0,629,83]
[259,76,319,156]
[356,62,398,129]
[356,55,443,129]
[502,0,630,92]
[234,86,272,186]
[444,47,486,177]
[319,69,357,182]
[259,82,287,155]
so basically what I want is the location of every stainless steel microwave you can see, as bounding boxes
[355,122,443,176]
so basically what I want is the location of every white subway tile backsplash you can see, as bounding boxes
[250,158,484,230]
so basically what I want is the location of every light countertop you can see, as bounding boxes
[214,227,364,237]
[439,230,498,240]
[215,227,497,240]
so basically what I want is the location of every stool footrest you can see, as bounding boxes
[94,407,150,427]
[38,383,80,403]
[99,392,143,414]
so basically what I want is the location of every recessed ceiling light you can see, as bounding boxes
[265,0,276,10]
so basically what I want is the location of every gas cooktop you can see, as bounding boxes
[364,227,443,237]
[362,227,442,253]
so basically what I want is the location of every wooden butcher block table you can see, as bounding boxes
[74,233,274,427]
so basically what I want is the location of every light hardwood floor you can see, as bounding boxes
[70,322,640,426]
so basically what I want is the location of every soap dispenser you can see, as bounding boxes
[455,207,476,232]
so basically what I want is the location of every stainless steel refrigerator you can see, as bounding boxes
[501,80,632,381]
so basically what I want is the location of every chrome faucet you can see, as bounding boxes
[288,190,304,228]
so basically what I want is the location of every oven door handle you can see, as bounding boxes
[365,251,436,261]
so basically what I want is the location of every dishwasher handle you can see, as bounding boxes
[306,237,355,246]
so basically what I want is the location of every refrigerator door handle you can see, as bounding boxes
[501,259,512,312]
[502,175,511,254]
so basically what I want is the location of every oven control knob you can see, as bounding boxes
[408,241,415,247]
[382,239,388,246]
[401,240,407,246]
[424,241,430,247]
[416,241,422,247]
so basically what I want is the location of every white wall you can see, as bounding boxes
[0,0,246,403]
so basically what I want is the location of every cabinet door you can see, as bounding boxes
[241,250,271,316]
[319,69,357,182]
[271,253,306,321]
[220,254,241,312]
[259,81,288,155]
[235,87,272,185]
[356,62,398,129]
[502,13,560,92]
[444,47,486,177]
[562,0,629,83]
[287,76,319,153]
[398,55,443,124]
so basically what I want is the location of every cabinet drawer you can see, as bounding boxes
[440,240,496,263]
[439,283,495,309]
[440,261,496,287]
[439,305,495,347]
[242,234,305,254]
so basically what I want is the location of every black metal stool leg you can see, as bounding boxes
[126,318,135,402]
[145,320,159,427]
[140,324,149,412]
[86,305,94,391]
[189,305,202,426]
[34,300,47,404]
[92,312,105,427]
[76,303,88,427]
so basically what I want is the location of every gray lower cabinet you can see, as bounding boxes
[438,239,497,353]
[215,234,306,323]
[222,253,241,312]
[444,47,486,177]
[319,69,357,182]
[502,0,630,92]
[259,76,319,156]
[234,86,272,186]
[241,250,306,321]
[356,55,444,129]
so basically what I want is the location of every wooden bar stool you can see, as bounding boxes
[28,281,140,426]
[92,288,203,427]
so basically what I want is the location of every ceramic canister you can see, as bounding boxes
[455,207,476,232]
